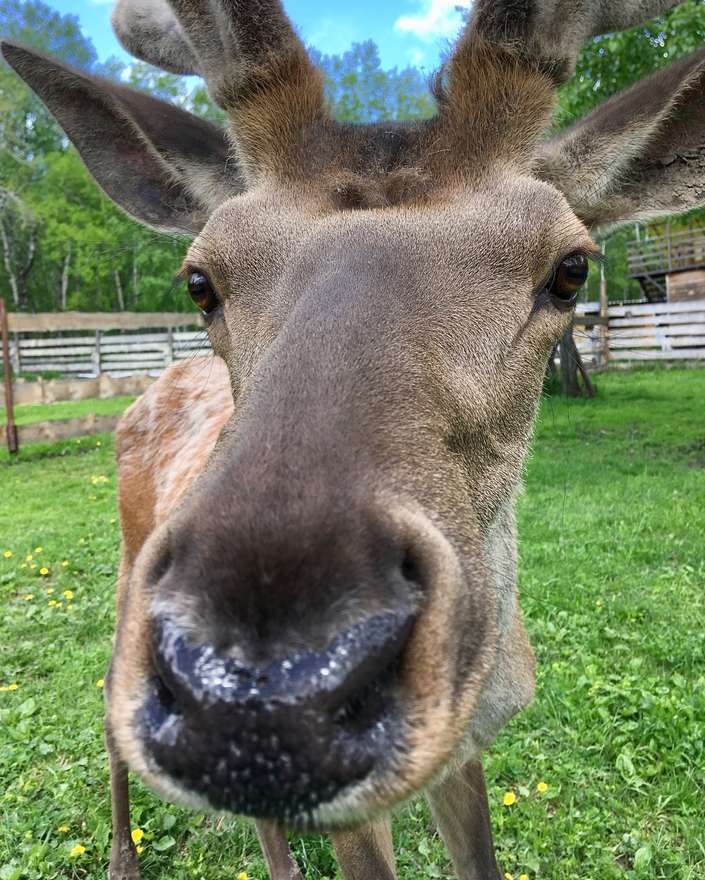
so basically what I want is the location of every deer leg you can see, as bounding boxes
[255,820,303,880]
[426,759,501,880]
[330,818,396,880]
[106,724,140,880]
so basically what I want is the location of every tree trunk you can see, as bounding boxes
[0,217,20,308]
[131,247,139,306]
[16,225,36,312]
[114,269,125,311]
[59,243,72,310]
[559,326,595,398]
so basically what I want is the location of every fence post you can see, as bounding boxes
[166,326,174,368]
[93,330,102,377]
[11,332,20,375]
[1,298,19,454]
[599,248,610,368]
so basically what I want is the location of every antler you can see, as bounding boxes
[467,1,682,83]
[112,0,198,75]
[112,0,327,182]
[437,1,683,171]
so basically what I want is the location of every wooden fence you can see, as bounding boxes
[575,298,705,367]
[6,311,208,378]
[4,302,705,380]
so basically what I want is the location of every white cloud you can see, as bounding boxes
[408,48,427,66]
[395,0,471,42]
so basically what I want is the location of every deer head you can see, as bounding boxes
[4,0,703,831]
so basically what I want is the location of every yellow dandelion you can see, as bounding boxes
[3,550,12,559]
[26,554,33,561]
[503,791,517,807]
[62,560,69,567]
[34,547,42,553]
[47,587,54,594]
[96,679,105,689]
[40,567,50,576]
[69,844,86,857]
[23,594,34,601]
[520,874,529,880]
[8,683,18,691]
[131,828,144,844]
[238,873,249,880]
[57,825,70,833]
[504,874,514,880]
[136,845,144,854]
[63,590,74,600]
[30,563,37,569]
[537,781,548,793]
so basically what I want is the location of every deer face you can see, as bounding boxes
[6,0,705,830]
[109,175,592,826]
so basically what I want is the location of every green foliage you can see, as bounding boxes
[558,0,705,303]
[556,0,705,127]
[0,370,703,877]
[0,0,97,69]
[2,1,705,312]
[0,5,434,314]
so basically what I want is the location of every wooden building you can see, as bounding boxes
[627,227,705,302]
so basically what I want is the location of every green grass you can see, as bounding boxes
[0,396,136,428]
[1,369,703,880]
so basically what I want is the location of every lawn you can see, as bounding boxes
[0,396,136,428]
[0,369,703,880]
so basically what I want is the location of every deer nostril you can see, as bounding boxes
[333,650,400,736]
[149,542,173,586]
[400,547,422,586]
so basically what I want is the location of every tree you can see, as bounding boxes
[0,187,35,309]
[551,0,705,395]
[0,6,437,314]
[311,41,434,123]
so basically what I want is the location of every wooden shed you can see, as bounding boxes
[627,227,705,302]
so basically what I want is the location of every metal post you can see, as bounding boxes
[599,245,609,368]
[666,220,672,272]
[1,298,19,454]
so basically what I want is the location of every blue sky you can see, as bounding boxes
[49,0,472,72]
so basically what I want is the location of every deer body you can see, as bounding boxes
[4,1,704,877]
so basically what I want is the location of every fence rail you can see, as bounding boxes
[575,298,705,366]
[4,304,705,380]
[8,319,210,378]
[627,229,705,278]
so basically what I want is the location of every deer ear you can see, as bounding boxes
[537,48,705,233]
[1,42,243,234]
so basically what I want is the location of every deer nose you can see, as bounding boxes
[141,611,414,819]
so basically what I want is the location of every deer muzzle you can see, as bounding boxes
[139,611,415,820]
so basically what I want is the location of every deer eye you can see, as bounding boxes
[547,253,589,306]
[187,271,220,315]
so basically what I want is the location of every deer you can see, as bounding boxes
[3,0,704,877]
